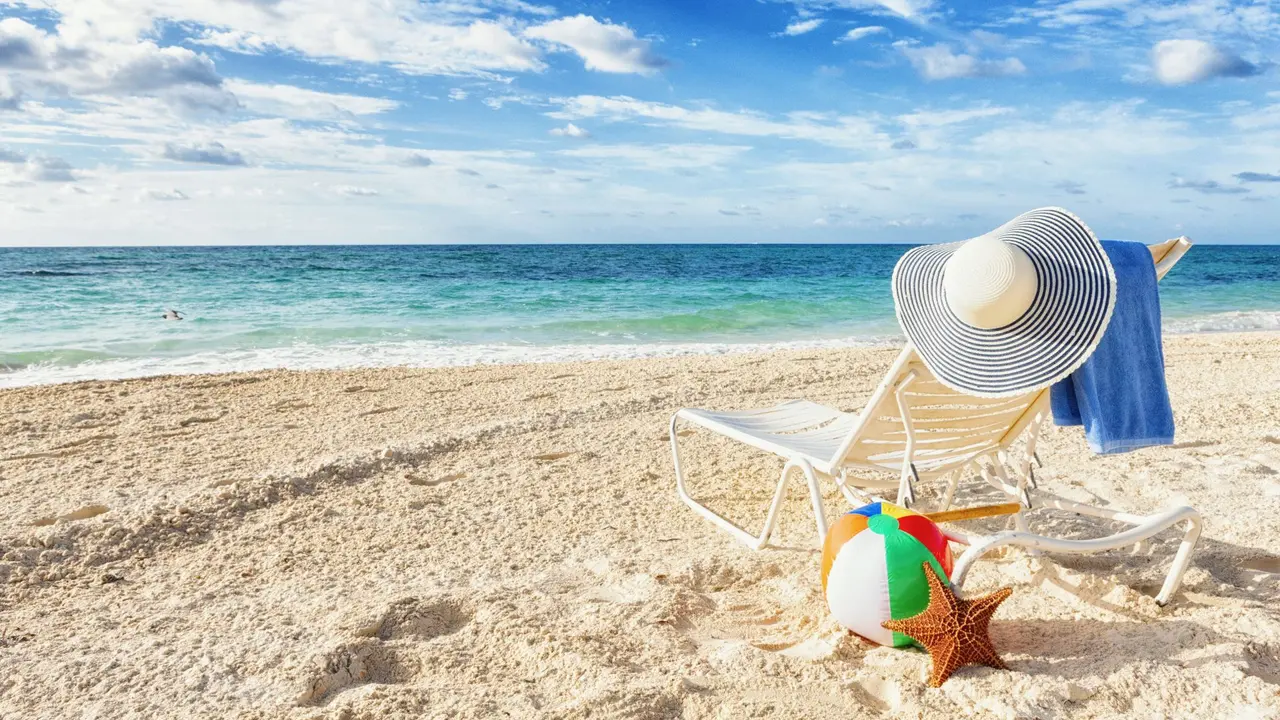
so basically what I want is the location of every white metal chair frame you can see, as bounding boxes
[670,238,1201,606]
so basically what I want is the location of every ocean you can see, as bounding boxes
[2,244,1277,388]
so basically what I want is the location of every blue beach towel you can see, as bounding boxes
[1050,240,1174,454]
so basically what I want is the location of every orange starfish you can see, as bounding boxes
[881,562,1013,687]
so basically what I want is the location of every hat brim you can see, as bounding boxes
[892,207,1116,398]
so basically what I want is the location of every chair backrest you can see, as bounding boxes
[829,237,1192,476]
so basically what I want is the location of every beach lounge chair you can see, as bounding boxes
[669,237,1200,606]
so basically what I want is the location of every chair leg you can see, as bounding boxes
[793,459,829,546]
[834,473,866,507]
[948,505,1202,606]
[671,414,792,551]
[940,468,961,511]
[1156,512,1203,606]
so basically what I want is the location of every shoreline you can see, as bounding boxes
[2,327,1277,391]
[1,333,1278,718]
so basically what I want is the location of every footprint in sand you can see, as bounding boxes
[33,504,109,526]
[371,597,473,640]
[297,641,409,705]
[357,406,401,417]
[725,602,784,627]
[3,434,117,462]
[55,433,117,450]
[845,676,904,715]
[1171,440,1217,449]
[533,452,573,462]
[1241,556,1280,574]
[523,392,556,401]
[67,412,119,430]
[549,373,577,380]
[1246,644,1280,685]
[407,471,465,487]
[654,430,694,441]
[178,414,224,428]
[302,597,471,705]
[156,429,195,439]
[189,377,265,389]
[560,688,684,720]
[592,574,660,604]
[272,400,312,412]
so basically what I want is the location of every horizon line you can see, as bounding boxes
[2,240,1277,249]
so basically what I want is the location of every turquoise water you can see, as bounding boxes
[1,244,1277,387]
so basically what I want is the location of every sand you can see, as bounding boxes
[1,333,1278,719]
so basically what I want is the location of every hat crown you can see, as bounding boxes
[942,236,1038,329]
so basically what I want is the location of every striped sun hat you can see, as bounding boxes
[891,207,1116,397]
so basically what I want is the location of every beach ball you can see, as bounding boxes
[821,502,954,647]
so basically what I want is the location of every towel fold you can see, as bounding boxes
[1050,240,1174,454]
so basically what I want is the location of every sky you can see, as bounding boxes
[0,0,1278,245]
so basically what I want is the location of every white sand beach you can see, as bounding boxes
[1,333,1278,719]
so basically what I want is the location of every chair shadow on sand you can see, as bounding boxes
[993,616,1250,678]
[939,476,1279,602]
[921,487,1280,686]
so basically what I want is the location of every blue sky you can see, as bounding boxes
[0,0,1277,245]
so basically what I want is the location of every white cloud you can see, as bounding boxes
[1,1,557,81]
[549,95,887,149]
[1150,39,1261,85]
[968,102,1199,158]
[3,98,387,172]
[482,92,543,110]
[556,143,751,169]
[190,11,545,77]
[0,17,52,70]
[333,185,380,196]
[524,15,667,74]
[1016,0,1279,38]
[448,88,469,101]
[0,18,235,110]
[1235,171,1280,182]
[0,74,20,109]
[0,152,77,183]
[223,80,399,120]
[1231,102,1280,130]
[898,43,1027,80]
[137,188,189,201]
[162,141,247,166]
[777,0,935,20]
[899,106,1014,127]
[873,0,935,17]
[780,19,825,36]
[549,122,591,138]
[103,42,222,93]
[1167,176,1250,194]
[836,26,888,43]
[29,157,75,182]
[402,152,435,167]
